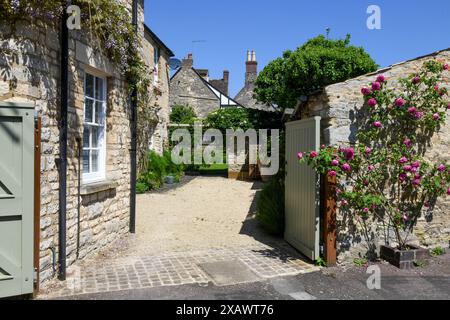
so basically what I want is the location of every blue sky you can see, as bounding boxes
[144,0,450,97]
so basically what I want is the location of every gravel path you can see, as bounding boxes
[130,175,278,255]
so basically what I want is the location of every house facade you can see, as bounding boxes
[296,48,450,262]
[142,25,174,155]
[0,0,158,286]
[235,50,277,112]
[169,54,240,118]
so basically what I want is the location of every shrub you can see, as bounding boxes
[256,176,285,236]
[204,108,253,133]
[170,105,197,124]
[430,246,445,256]
[136,182,149,194]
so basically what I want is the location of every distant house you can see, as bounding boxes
[169,54,241,118]
[142,24,174,154]
[235,50,277,112]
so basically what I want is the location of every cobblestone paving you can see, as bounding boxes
[41,243,319,298]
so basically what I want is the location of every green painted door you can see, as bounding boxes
[285,117,321,261]
[0,102,35,298]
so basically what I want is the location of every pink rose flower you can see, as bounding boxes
[438,164,446,172]
[310,151,318,158]
[331,159,339,166]
[408,107,417,114]
[341,200,348,206]
[399,157,408,164]
[434,85,440,92]
[403,165,412,172]
[412,76,421,84]
[403,138,412,148]
[395,98,406,107]
[399,173,407,182]
[372,82,381,91]
[415,112,424,120]
[361,87,372,96]
[365,147,372,155]
[367,98,377,107]
[368,165,375,171]
[411,167,417,173]
[433,113,440,120]
[344,148,355,161]
[447,103,450,110]
[341,163,351,172]
[362,207,369,213]
[402,214,409,222]
[411,161,421,168]
[297,152,303,160]
[376,75,386,83]
[412,178,421,186]
[321,144,326,149]
[447,188,450,195]
[444,64,449,70]
[373,121,382,128]
[328,170,337,177]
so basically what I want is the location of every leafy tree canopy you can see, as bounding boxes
[169,105,197,124]
[255,34,378,109]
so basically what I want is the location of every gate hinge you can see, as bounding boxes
[33,268,38,284]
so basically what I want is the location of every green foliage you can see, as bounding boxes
[170,105,197,124]
[353,258,368,267]
[256,176,285,236]
[255,34,378,109]
[430,246,445,256]
[204,108,253,133]
[413,260,426,268]
[315,256,327,267]
[137,150,185,192]
[299,60,450,250]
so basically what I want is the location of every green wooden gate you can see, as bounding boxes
[285,117,321,261]
[0,102,35,298]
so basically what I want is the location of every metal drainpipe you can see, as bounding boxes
[58,1,69,280]
[129,0,138,233]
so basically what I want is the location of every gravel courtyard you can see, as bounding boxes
[41,176,317,298]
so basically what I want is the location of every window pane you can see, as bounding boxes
[85,73,94,97]
[91,150,98,172]
[83,126,90,148]
[94,101,103,124]
[85,99,93,122]
[95,77,104,100]
[91,127,98,148]
[83,150,90,173]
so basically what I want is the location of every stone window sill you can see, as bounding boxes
[80,180,118,196]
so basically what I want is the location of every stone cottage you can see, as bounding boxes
[169,53,241,118]
[0,0,167,289]
[235,50,277,112]
[295,48,450,262]
[142,24,174,154]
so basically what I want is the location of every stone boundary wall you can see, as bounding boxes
[300,49,450,262]
[0,1,144,284]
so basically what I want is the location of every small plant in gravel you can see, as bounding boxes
[299,60,450,252]
[413,260,426,268]
[353,258,368,267]
[315,256,327,267]
[430,246,445,256]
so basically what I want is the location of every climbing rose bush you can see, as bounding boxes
[299,60,450,250]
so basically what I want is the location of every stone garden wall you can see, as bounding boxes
[0,0,144,284]
[300,49,450,262]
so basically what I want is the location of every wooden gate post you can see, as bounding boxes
[323,174,337,265]
[33,117,41,296]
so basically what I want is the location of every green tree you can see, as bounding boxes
[169,105,197,124]
[255,35,378,109]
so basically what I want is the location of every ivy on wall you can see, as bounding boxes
[1,0,158,172]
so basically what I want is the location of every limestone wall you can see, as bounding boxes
[300,49,450,261]
[0,0,143,284]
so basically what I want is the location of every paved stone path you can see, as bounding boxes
[41,243,318,298]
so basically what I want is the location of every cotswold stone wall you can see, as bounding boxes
[300,49,450,262]
[0,1,144,285]
[142,33,170,155]
[169,67,220,118]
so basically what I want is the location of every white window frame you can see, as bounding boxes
[153,46,159,85]
[83,71,107,184]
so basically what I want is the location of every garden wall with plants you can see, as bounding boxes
[299,49,450,262]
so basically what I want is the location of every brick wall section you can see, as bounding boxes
[300,49,450,262]
[0,0,144,284]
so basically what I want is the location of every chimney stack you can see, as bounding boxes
[182,53,193,68]
[245,50,257,85]
[223,70,229,95]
